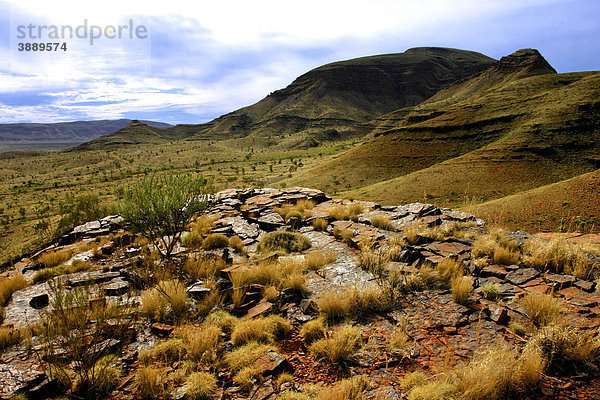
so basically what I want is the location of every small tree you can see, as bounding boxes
[120,174,211,258]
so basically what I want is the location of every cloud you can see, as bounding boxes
[0,0,598,124]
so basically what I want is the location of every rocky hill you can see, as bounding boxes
[1,188,599,399]
[73,48,496,150]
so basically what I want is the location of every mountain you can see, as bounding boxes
[0,119,172,143]
[291,49,600,207]
[74,48,496,150]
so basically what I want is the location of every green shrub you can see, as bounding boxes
[257,231,311,254]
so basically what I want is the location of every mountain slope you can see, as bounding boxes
[73,48,496,150]
[291,49,599,200]
[0,119,172,143]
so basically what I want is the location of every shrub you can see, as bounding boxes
[182,231,204,249]
[525,324,600,373]
[451,276,473,305]
[185,372,217,400]
[135,367,165,399]
[310,325,362,364]
[231,315,291,346]
[182,325,221,363]
[141,280,189,322]
[223,342,275,372]
[202,233,230,250]
[312,218,329,231]
[315,375,368,400]
[304,250,337,270]
[301,318,326,344]
[229,235,246,253]
[480,282,500,301]
[370,213,396,231]
[257,231,311,254]
[520,293,562,327]
[0,274,28,305]
[204,310,238,334]
[120,173,211,258]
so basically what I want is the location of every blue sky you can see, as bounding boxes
[0,0,598,124]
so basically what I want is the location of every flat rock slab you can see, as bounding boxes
[505,268,540,286]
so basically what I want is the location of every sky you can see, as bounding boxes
[0,0,599,125]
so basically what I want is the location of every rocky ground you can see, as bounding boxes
[1,187,599,400]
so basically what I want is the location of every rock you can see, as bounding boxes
[299,299,318,314]
[443,326,458,335]
[254,212,286,231]
[574,279,596,293]
[545,273,576,290]
[187,283,212,300]
[67,271,121,287]
[103,279,129,296]
[241,301,274,321]
[560,287,600,308]
[505,268,540,286]
[480,265,509,279]
[150,322,174,337]
[251,351,292,377]
[29,293,49,309]
[21,262,45,273]
[489,307,509,325]
[251,378,275,400]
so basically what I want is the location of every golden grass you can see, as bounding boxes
[135,366,166,399]
[480,282,500,301]
[0,327,22,353]
[273,200,316,220]
[229,235,246,253]
[310,325,362,364]
[300,317,326,344]
[407,381,458,400]
[257,231,311,254]
[201,233,230,250]
[150,338,187,363]
[182,325,221,363]
[93,356,121,393]
[400,371,428,391]
[332,226,354,244]
[522,237,597,278]
[388,324,414,358]
[204,310,238,334]
[304,250,337,270]
[279,392,311,400]
[0,273,27,305]
[315,375,368,400]
[141,279,189,321]
[437,258,465,285]
[316,289,355,324]
[223,341,276,372]
[355,285,394,313]
[525,324,600,372]
[233,366,258,391]
[185,372,217,400]
[520,293,562,327]
[36,248,73,268]
[404,223,426,245]
[312,217,329,231]
[231,315,291,346]
[263,285,280,302]
[184,254,227,280]
[492,246,520,265]
[451,276,473,305]
[370,213,396,231]
[32,260,93,284]
[327,203,364,221]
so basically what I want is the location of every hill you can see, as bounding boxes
[74,48,496,150]
[291,49,600,206]
[0,119,172,144]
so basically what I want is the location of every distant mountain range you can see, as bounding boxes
[0,119,172,144]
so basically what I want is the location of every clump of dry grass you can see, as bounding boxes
[135,367,166,399]
[405,265,442,292]
[141,280,189,322]
[437,258,465,285]
[185,371,217,400]
[301,317,326,344]
[181,325,221,363]
[332,226,354,244]
[312,217,329,231]
[327,203,364,222]
[400,371,428,391]
[388,323,415,358]
[407,381,458,400]
[471,230,521,265]
[229,236,246,254]
[36,248,73,268]
[304,250,337,270]
[404,223,427,245]
[370,213,396,231]
[0,327,22,353]
[316,289,356,324]
[520,293,562,327]
[32,259,94,284]
[451,276,473,305]
[310,325,362,364]
[355,286,394,313]
[202,233,230,250]
[481,282,500,301]
[263,285,280,302]
[231,315,291,346]
[522,237,597,278]
[223,341,276,372]
[315,375,368,400]
[149,338,187,363]
[184,254,227,280]
[525,324,600,373]
[0,274,27,305]
[257,231,311,254]
[204,310,238,334]
[274,200,316,220]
